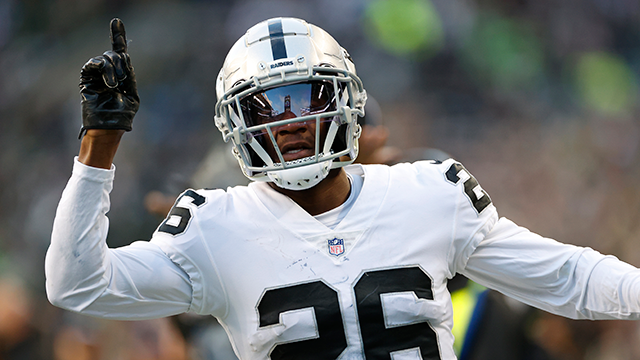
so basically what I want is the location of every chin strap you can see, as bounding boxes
[267,159,333,190]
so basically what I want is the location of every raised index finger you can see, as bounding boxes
[110,18,127,53]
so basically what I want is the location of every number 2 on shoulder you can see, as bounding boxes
[445,162,491,213]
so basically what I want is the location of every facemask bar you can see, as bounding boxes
[251,114,340,166]
[243,91,344,171]
[215,66,366,181]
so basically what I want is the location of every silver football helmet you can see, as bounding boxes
[214,17,367,190]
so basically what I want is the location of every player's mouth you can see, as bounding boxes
[280,143,314,162]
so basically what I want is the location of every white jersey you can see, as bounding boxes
[46,158,640,360]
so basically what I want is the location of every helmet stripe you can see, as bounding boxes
[267,19,288,60]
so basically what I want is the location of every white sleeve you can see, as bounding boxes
[45,157,193,320]
[461,217,640,320]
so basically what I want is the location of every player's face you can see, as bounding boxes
[240,82,337,163]
[264,110,331,163]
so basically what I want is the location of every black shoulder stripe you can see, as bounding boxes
[268,19,288,60]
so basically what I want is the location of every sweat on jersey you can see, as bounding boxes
[46,157,640,360]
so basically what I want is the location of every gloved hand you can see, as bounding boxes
[79,18,139,138]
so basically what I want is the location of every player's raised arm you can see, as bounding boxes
[46,19,192,319]
[77,18,139,169]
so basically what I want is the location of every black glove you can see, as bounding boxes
[79,18,139,138]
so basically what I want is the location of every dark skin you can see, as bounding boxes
[78,129,124,169]
[78,129,352,216]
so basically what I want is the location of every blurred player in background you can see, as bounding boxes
[47,17,640,360]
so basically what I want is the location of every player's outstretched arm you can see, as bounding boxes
[78,18,139,169]
[463,218,640,320]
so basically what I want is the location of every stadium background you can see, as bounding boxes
[1,0,640,359]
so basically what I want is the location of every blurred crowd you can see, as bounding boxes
[1,0,640,359]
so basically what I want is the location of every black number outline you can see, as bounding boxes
[354,266,443,360]
[255,266,443,359]
[445,162,491,213]
[256,279,347,360]
[158,189,206,236]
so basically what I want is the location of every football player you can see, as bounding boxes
[46,17,640,360]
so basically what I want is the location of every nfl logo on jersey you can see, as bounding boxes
[328,238,345,256]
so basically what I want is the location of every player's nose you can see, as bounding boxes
[274,114,312,136]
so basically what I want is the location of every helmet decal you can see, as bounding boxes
[267,19,288,60]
